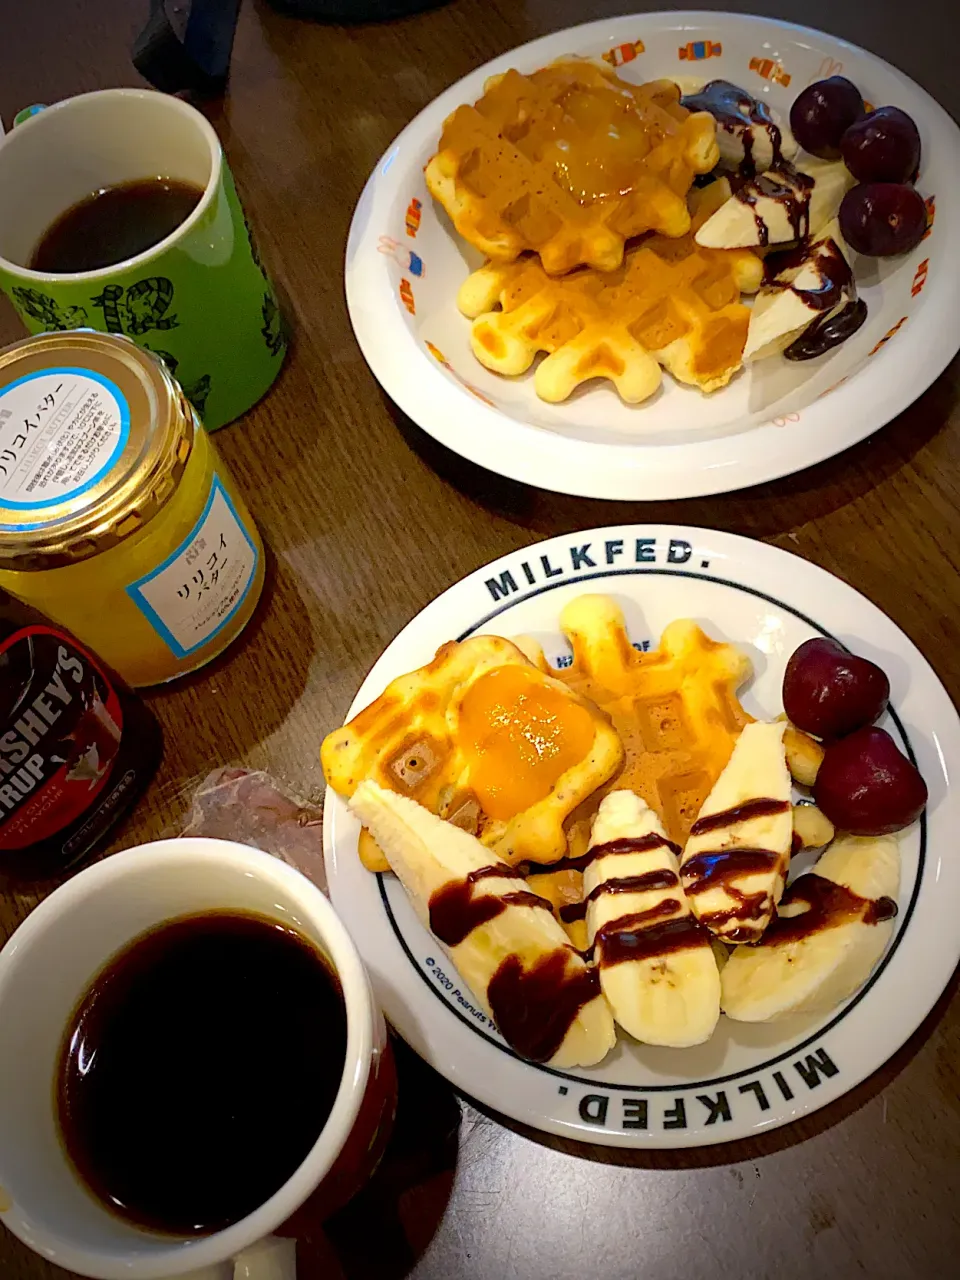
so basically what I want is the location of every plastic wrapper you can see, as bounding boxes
[174,767,327,893]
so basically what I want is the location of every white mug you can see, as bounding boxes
[0,839,394,1279]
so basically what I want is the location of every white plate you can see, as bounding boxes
[323,525,960,1147]
[345,11,960,500]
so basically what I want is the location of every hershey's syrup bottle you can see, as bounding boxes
[0,592,162,882]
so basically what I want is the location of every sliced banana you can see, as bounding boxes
[721,833,900,1021]
[582,790,720,1047]
[680,721,793,943]
[714,118,799,176]
[678,80,799,175]
[349,781,616,1067]
[792,803,835,851]
[695,158,854,250]
[800,160,857,240]
[783,720,825,787]
[744,221,856,361]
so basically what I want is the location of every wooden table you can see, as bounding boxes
[2,2,959,1276]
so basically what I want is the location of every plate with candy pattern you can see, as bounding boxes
[345,11,960,498]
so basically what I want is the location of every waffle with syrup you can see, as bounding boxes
[425,60,719,275]
[457,178,763,401]
[321,635,624,873]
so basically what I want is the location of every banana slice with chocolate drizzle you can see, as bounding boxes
[349,781,616,1067]
[680,721,793,944]
[579,790,720,1047]
[721,832,900,1020]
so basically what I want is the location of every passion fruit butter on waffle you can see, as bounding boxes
[321,635,623,869]
[426,61,719,274]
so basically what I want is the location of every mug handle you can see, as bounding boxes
[233,1238,297,1280]
[178,1235,297,1280]
[7,105,47,128]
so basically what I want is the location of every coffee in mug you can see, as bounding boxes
[57,910,348,1236]
[0,839,396,1279]
[0,90,287,429]
[30,179,205,275]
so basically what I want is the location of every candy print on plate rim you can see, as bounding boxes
[345,11,960,499]
[323,525,960,1148]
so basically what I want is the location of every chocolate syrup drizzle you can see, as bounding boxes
[524,833,681,877]
[578,909,711,967]
[762,237,869,360]
[487,952,600,1062]
[690,797,791,836]
[682,848,783,943]
[685,78,869,359]
[682,798,791,942]
[681,79,782,177]
[554,836,709,966]
[559,867,679,924]
[784,299,868,360]
[760,873,897,947]
[729,163,815,247]
[428,865,551,948]
[427,865,601,1062]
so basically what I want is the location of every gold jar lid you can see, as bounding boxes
[0,331,193,569]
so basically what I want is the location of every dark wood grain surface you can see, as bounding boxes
[1,2,959,1277]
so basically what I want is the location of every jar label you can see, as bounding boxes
[0,626,125,851]
[126,475,259,658]
[0,368,130,515]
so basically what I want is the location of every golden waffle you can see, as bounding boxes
[516,594,752,851]
[321,636,624,870]
[426,61,719,274]
[458,180,763,400]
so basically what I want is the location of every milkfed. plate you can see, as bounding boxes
[345,10,960,499]
[323,526,960,1147]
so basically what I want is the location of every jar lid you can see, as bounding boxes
[0,331,193,569]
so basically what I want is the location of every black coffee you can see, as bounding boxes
[30,178,204,274]
[56,910,347,1235]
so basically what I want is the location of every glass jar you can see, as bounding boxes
[0,332,264,686]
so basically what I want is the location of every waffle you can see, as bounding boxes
[322,635,624,869]
[458,197,762,399]
[516,594,752,853]
[426,60,719,275]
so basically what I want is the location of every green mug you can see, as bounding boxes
[0,89,286,429]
